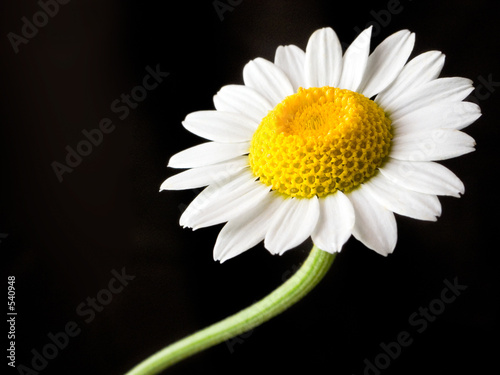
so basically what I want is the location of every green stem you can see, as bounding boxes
[126,245,335,374]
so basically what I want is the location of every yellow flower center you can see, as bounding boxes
[249,87,393,198]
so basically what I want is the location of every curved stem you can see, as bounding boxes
[126,245,335,374]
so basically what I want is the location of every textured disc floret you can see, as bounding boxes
[249,87,393,198]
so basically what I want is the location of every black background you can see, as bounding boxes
[1,0,499,374]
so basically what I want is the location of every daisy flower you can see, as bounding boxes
[129,26,481,375]
[161,26,480,262]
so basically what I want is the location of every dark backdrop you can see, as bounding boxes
[1,1,499,374]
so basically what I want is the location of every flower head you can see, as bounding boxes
[161,27,480,262]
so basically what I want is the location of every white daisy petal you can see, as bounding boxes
[265,197,320,255]
[243,57,294,106]
[160,157,248,191]
[305,27,343,88]
[358,30,415,98]
[182,110,257,143]
[214,193,283,263]
[168,141,250,169]
[392,101,481,132]
[180,170,270,230]
[390,128,476,161]
[348,188,397,256]
[338,26,372,91]
[379,159,464,197]
[387,77,474,119]
[213,84,273,123]
[363,173,442,221]
[311,191,354,254]
[376,50,445,108]
[274,45,306,92]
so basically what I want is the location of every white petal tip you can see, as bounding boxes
[159,180,171,191]
[216,256,231,264]
[166,158,178,168]
[370,247,392,257]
